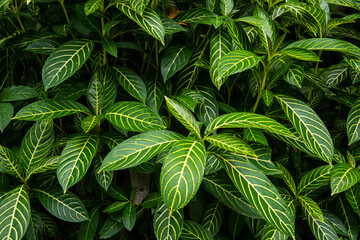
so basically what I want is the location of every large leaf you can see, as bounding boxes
[307,214,339,240]
[42,39,94,90]
[114,2,165,44]
[297,165,332,195]
[113,66,147,104]
[161,44,193,82]
[154,203,184,240]
[100,130,183,171]
[165,97,201,139]
[276,95,334,164]
[330,163,360,195]
[218,50,261,79]
[57,134,98,193]
[0,185,30,240]
[0,86,38,102]
[104,101,165,132]
[347,97,360,145]
[210,28,232,90]
[205,133,255,156]
[0,145,23,179]
[205,112,292,137]
[201,201,224,236]
[217,153,295,236]
[279,48,320,61]
[21,119,54,175]
[13,99,91,121]
[160,138,206,211]
[35,187,88,222]
[181,220,214,240]
[78,206,100,240]
[261,223,289,240]
[298,195,324,221]
[0,103,13,132]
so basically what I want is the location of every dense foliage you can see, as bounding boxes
[1,0,360,239]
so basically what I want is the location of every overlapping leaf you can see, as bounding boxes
[345,184,360,215]
[276,95,334,164]
[330,163,360,195]
[28,156,59,176]
[0,145,23,179]
[146,76,164,112]
[42,39,94,90]
[100,130,183,171]
[261,223,289,240]
[195,86,219,127]
[279,48,320,61]
[225,17,251,51]
[201,201,224,236]
[325,64,348,88]
[307,214,338,240]
[81,115,101,133]
[347,97,360,145]
[160,138,206,211]
[298,195,324,221]
[181,220,214,240]
[104,101,165,132]
[0,103,13,132]
[84,0,102,15]
[0,185,30,240]
[154,203,184,240]
[57,134,98,193]
[174,8,217,25]
[78,206,100,240]
[35,187,89,222]
[13,99,91,121]
[297,165,332,195]
[94,155,113,191]
[205,133,255,156]
[284,63,305,88]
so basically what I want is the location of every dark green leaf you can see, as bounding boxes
[122,203,136,231]
[330,163,360,195]
[0,86,38,101]
[78,206,100,240]
[154,203,184,240]
[0,103,13,132]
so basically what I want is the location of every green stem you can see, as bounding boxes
[100,3,107,65]
[252,62,269,113]
[16,14,25,32]
[155,40,159,68]
[307,50,323,101]
[59,0,70,24]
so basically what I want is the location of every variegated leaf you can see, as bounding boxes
[81,115,101,133]
[325,64,348,88]
[347,97,360,145]
[78,206,100,240]
[0,145,23,179]
[205,133,255,156]
[307,214,338,240]
[94,155,113,191]
[279,48,320,61]
[284,63,305,88]
[261,223,289,240]
[298,195,324,221]
[154,203,184,240]
[201,201,224,236]
[345,184,360,215]
[181,220,214,240]
[225,17,251,51]
[84,0,102,15]
[330,163,360,195]
[244,128,268,146]
[297,165,332,196]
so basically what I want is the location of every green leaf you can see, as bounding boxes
[81,115,101,133]
[100,130,183,171]
[325,64,348,88]
[210,28,232,89]
[0,103,13,132]
[279,48,320,61]
[204,153,223,175]
[205,112,293,137]
[0,145,23,179]
[122,203,136,231]
[107,184,128,201]
[104,101,165,132]
[205,133,255,156]
[345,184,360,215]
[195,86,219,127]
[0,185,30,240]
[244,128,268,146]
[201,201,224,236]
[175,95,198,112]
[284,63,305,88]
[99,217,123,238]
[220,0,233,16]
[114,2,165,44]
[225,17,251,51]
[21,119,54,175]
[160,138,206,211]
[57,134,98,193]
[13,99,91,121]
[35,187,88,222]
[276,163,296,195]
[28,156,59,176]
[177,50,205,91]
[78,206,100,240]
[165,96,201,139]
[162,16,186,34]
[103,201,128,213]
[307,214,338,240]
[203,175,260,218]
[323,211,349,237]
[146,76,164,112]
[42,39,94,90]
[181,220,214,240]
[336,195,358,240]
[276,95,334,164]
[218,50,261,80]
[174,8,217,25]
[330,163,360,195]
[262,89,274,107]
[101,132,124,150]
[347,97,360,145]
[55,82,87,101]
[154,203,184,240]
[76,4,101,34]
[84,0,102,15]
[218,153,295,236]
[297,165,331,195]
[102,36,117,57]
[261,223,289,240]
[24,210,43,240]
[161,44,193,82]
[298,195,324,221]
[343,54,360,73]
[113,66,147,103]
[0,86,38,102]
[94,155,113,191]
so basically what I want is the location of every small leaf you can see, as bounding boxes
[181,220,214,240]
[84,0,102,15]
[244,128,268,146]
[94,155,113,191]
[174,8,217,25]
[104,101,165,132]
[154,203,184,240]
[0,103,13,132]
[298,195,324,221]
[13,99,91,121]
[160,138,206,211]
[277,163,297,195]
[99,218,123,239]
[284,63,305,88]
[0,185,30,240]
[297,165,332,195]
[81,115,101,133]
[325,64,348,87]
[262,89,274,107]
[42,39,94,90]
[113,67,147,103]
[101,132,125,150]
[205,133,255,156]
[103,201,128,213]
[146,76,164,112]
[347,97,360,145]
[0,86,38,101]
[57,134,98,193]
[78,206,100,240]
[161,44,193,82]
[142,192,162,208]
[279,48,320,61]
[100,130,183,171]
[220,0,233,16]
[201,201,224,236]
[330,163,360,195]
[102,36,117,57]
[35,187,88,222]
[0,145,23,179]
[122,203,136,231]
[28,156,59,175]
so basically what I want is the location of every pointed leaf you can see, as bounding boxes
[279,48,320,61]
[165,97,201,139]
[100,130,183,171]
[218,153,295,236]
[94,155,113,191]
[0,103,13,132]
[0,185,30,240]
[103,201,128,213]
[78,206,100,240]
[147,77,164,112]
[323,210,349,237]
[298,195,324,221]
[84,0,102,15]
[345,184,360,215]
[195,87,219,127]
[35,187,88,222]
[261,223,289,240]
[201,201,224,236]
[81,115,101,133]
[113,67,147,103]
[99,217,123,238]
[276,95,334,164]
[297,165,331,195]
[0,145,23,179]
[347,97,360,145]
[174,8,217,25]
[13,99,91,121]
[205,133,255,156]
[330,163,360,195]
[284,63,305,88]
[104,101,165,132]
[154,203,184,240]
[161,44,193,82]
[277,163,296,195]
[220,0,233,16]
[307,214,338,240]
[181,220,214,240]
[0,86,38,102]
[325,64,348,87]
[42,39,94,90]
[225,17,251,51]
[57,134,98,193]
[102,36,117,57]
[160,138,206,211]
[29,156,59,176]
[122,203,136,231]
[262,90,274,107]
[205,112,293,137]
